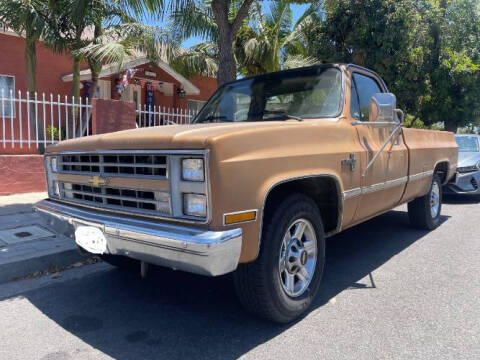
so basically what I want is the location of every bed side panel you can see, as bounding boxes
[401,128,458,203]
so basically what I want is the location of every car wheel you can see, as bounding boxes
[408,173,443,230]
[233,193,325,323]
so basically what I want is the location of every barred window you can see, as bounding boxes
[0,75,15,117]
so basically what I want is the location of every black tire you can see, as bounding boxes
[100,254,139,271]
[233,193,326,323]
[408,173,443,230]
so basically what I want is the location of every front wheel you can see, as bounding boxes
[233,194,325,323]
[408,173,443,230]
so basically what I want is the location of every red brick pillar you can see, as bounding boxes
[91,99,136,135]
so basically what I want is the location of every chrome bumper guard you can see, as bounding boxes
[34,200,242,276]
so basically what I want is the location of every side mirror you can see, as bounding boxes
[369,93,396,123]
[394,108,405,125]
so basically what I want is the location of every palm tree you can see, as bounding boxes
[0,0,48,153]
[44,0,122,100]
[45,0,179,100]
[169,0,320,79]
[169,42,219,78]
[236,0,319,76]
[163,0,255,85]
[74,23,181,94]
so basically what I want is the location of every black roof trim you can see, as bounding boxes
[221,63,344,87]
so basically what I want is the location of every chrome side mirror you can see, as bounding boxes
[369,93,396,123]
[394,108,405,125]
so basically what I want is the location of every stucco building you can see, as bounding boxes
[0,28,216,119]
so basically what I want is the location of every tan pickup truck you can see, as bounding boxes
[35,64,458,323]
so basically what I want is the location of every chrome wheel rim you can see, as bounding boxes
[278,218,317,297]
[430,181,440,218]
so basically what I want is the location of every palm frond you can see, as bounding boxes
[169,1,217,42]
[75,23,181,71]
[282,54,319,70]
[170,42,219,78]
[0,0,47,39]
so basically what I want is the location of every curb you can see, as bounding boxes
[0,247,92,284]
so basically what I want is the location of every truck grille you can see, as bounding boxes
[60,182,171,216]
[60,153,167,178]
[47,150,209,222]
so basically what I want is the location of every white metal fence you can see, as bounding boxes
[0,90,195,151]
[0,90,92,150]
[136,105,196,127]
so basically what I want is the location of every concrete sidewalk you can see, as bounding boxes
[0,192,91,283]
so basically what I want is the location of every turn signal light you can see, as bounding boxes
[224,210,257,225]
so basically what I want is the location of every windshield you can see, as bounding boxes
[193,67,343,123]
[455,136,479,152]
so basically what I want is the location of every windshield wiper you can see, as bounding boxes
[196,115,228,123]
[262,110,303,121]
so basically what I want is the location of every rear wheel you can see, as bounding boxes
[408,173,443,230]
[233,194,325,323]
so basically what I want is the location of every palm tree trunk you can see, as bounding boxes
[72,56,81,101]
[25,31,44,154]
[217,29,236,85]
[88,59,101,99]
[71,56,82,137]
[212,0,254,86]
[88,23,103,99]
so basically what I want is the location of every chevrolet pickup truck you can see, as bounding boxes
[35,64,458,323]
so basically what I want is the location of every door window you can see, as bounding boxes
[351,73,382,121]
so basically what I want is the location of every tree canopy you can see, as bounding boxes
[1,0,478,131]
[305,0,480,131]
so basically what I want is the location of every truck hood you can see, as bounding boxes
[46,122,301,153]
[458,152,480,167]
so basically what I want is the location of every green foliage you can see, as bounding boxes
[307,0,480,132]
[46,125,66,141]
[404,115,428,129]
[235,0,319,76]
[310,0,428,114]
[170,0,320,78]
[170,42,218,78]
[0,0,48,92]
[418,0,480,132]
[74,23,181,72]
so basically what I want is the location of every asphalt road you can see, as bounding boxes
[0,196,479,360]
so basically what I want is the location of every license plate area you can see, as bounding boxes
[74,224,107,254]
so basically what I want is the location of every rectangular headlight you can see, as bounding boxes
[50,156,58,172]
[183,193,207,217]
[51,180,60,197]
[182,158,204,181]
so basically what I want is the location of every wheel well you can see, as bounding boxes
[263,177,341,234]
[434,162,449,184]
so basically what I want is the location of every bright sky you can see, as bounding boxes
[145,1,310,48]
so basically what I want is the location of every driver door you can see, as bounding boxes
[350,71,408,222]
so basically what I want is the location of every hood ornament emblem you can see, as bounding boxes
[88,175,108,187]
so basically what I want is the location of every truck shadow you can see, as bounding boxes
[11,209,449,360]
[443,194,480,204]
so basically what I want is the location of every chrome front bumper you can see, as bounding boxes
[444,170,480,195]
[34,200,242,276]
